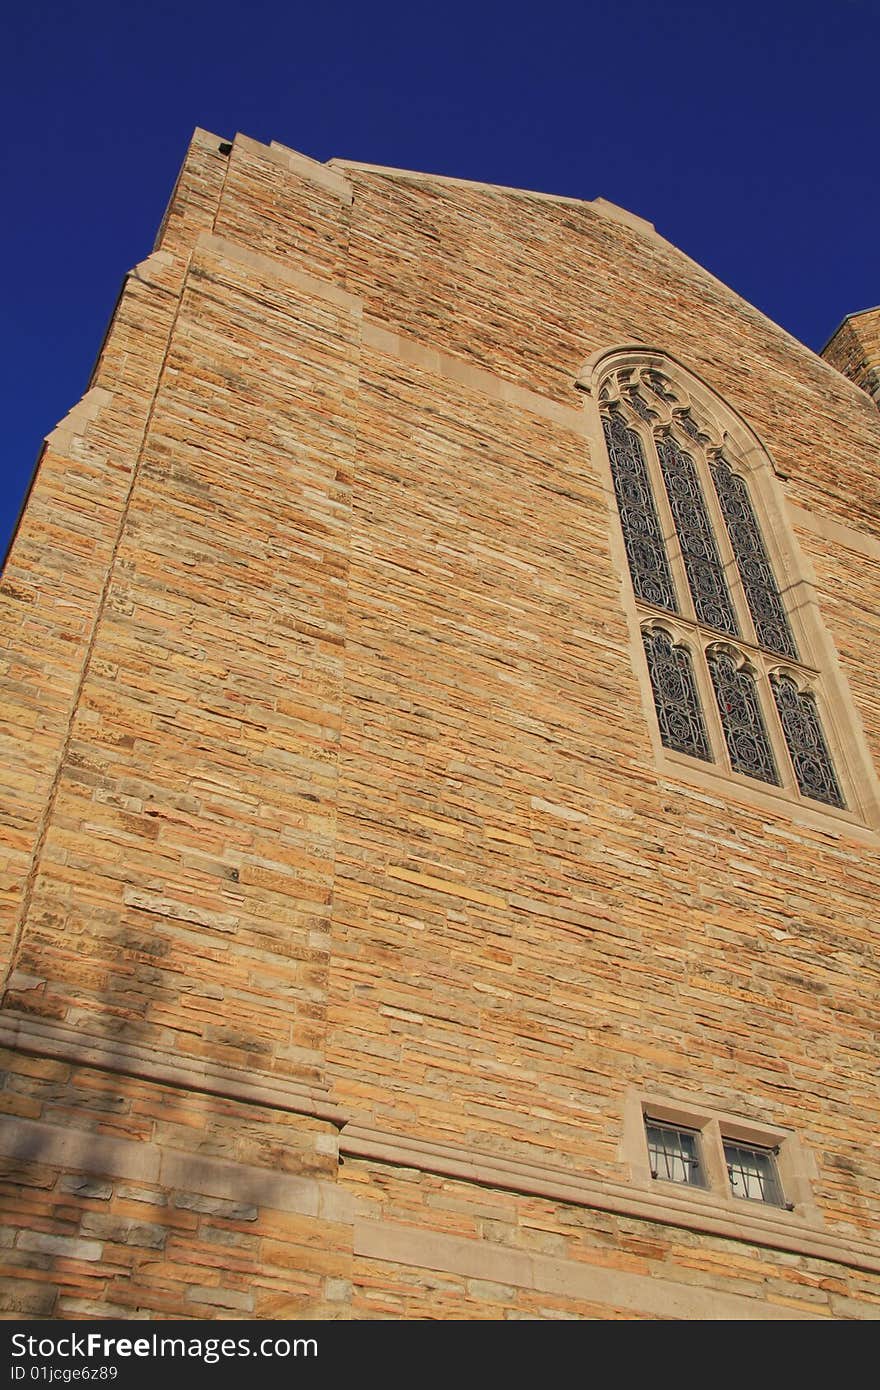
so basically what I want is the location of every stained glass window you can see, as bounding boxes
[771,676,845,808]
[645,372,676,404]
[603,411,677,613]
[708,651,779,785]
[679,411,703,442]
[656,436,739,637]
[627,390,658,423]
[710,458,798,659]
[599,365,850,813]
[642,629,711,761]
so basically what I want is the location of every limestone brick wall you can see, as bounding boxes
[0,129,878,1318]
[822,309,880,409]
[335,163,880,540]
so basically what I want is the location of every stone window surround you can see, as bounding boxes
[576,345,880,838]
[620,1088,821,1225]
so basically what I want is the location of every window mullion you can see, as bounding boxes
[691,631,729,771]
[643,425,695,623]
[700,1119,729,1194]
[757,663,798,794]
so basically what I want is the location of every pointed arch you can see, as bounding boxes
[578,346,878,827]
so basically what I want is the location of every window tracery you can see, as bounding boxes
[594,357,852,816]
[770,674,844,808]
[602,411,677,613]
[655,435,739,638]
[642,627,711,761]
[708,649,779,786]
[710,458,798,660]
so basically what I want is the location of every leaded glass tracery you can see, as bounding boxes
[771,676,845,808]
[598,359,855,815]
[708,651,779,785]
[642,628,711,761]
[603,411,678,612]
[679,411,703,442]
[645,372,676,403]
[628,391,658,422]
[656,435,739,637]
[710,458,798,660]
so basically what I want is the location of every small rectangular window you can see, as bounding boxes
[645,1119,705,1187]
[629,1095,810,1220]
[723,1140,785,1207]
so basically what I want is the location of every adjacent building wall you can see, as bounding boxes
[822,307,880,410]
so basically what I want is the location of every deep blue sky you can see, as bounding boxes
[2,0,877,555]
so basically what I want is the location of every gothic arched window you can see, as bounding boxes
[587,355,861,818]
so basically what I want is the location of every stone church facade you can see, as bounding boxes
[1,128,878,1319]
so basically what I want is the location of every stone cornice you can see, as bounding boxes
[0,1013,346,1127]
